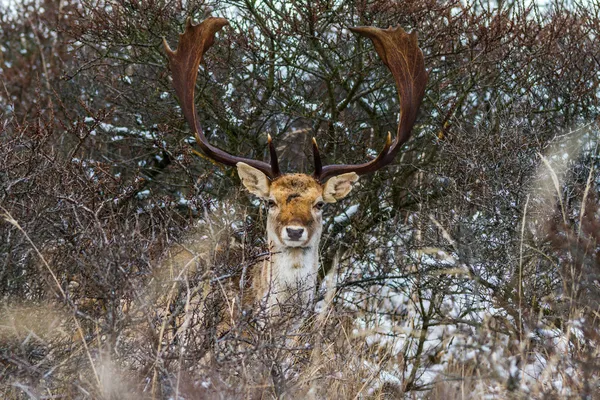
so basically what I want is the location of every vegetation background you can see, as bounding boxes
[1,0,599,398]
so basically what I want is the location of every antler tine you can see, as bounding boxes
[164,17,280,179]
[267,134,280,177]
[311,137,322,179]
[315,25,428,182]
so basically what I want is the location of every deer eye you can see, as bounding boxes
[314,201,325,210]
[267,199,277,209]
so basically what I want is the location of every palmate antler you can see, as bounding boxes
[163,17,281,179]
[313,26,429,182]
[164,18,428,182]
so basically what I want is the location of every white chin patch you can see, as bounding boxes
[283,239,305,248]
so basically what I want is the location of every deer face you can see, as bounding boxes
[237,162,358,248]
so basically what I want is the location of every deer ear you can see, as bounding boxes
[322,172,359,203]
[237,162,271,199]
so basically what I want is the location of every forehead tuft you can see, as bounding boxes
[271,173,321,200]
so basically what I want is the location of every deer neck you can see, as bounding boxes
[261,232,321,306]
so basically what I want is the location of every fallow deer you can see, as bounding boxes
[163,17,428,313]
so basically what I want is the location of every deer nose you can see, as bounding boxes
[286,227,305,241]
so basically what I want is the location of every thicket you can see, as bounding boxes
[1,0,599,398]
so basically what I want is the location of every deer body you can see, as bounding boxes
[163,17,428,314]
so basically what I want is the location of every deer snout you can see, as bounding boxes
[282,225,308,243]
[286,227,304,241]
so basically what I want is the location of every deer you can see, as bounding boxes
[163,17,428,315]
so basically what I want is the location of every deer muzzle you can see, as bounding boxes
[282,225,308,244]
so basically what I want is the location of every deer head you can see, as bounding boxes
[163,17,428,253]
[236,167,358,248]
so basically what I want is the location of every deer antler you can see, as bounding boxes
[163,17,281,179]
[313,26,428,182]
